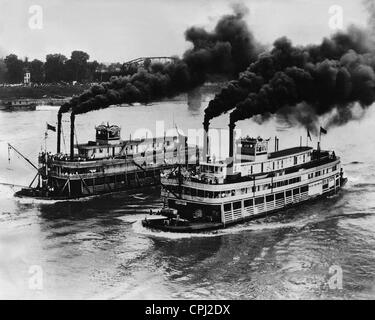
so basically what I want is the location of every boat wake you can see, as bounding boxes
[131,214,318,239]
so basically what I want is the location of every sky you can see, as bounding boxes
[0,0,370,63]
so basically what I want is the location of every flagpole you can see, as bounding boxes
[45,123,48,177]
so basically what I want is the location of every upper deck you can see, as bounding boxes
[39,122,188,178]
[162,135,333,186]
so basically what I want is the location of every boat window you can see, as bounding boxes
[315,171,321,177]
[276,192,284,200]
[293,188,300,195]
[286,190,292,197]
[224,203,231,212]
[244,199,253,207]
[266,195,274,202]
[255,197,264,205]
[301,185,308,193]
[233,201,241,210]
[197,189,204,197]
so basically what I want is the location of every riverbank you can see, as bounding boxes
[0,83,91,100]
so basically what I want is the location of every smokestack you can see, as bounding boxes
[70,113,75,161]
[203,120,209,162]
[227,122,236,177]
[57,112,62,153]
[276,137,279,151]
[229,122,235,159]
[274,136,277,152]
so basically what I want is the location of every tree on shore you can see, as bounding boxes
[0,59,7,83]
[4,54,24,83]
[65,50,90,82]
[29,59,44,83]
[45,54,67,83]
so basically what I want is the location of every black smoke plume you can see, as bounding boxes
[59,4,262,116]
[206,25,375,131]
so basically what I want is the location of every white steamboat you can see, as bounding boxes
[143,124,347,232]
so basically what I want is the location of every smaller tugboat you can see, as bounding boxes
[142,123,347,233]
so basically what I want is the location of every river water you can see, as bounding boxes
[0,100,375,299]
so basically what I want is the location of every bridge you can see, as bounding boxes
[122,56,178,70]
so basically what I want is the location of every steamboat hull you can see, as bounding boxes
[14,165,163,200]
[142,178,347,233]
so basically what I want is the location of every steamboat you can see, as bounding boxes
[12,113,195,200]
[142,122,347,232]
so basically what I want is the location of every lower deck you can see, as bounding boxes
[165,173,343,225]
[45,166,161,198]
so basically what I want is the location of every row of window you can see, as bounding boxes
[241,152,311,175]
[308,165,337,179]
[167,165,336,199]
[223,185,309,212]
[82,171,156,186]
[177,175,302,198]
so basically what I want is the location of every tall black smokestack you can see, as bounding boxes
[203,120,209,162]
[70,113,75,161]
[57,112,62,153]
[226,122,236,177]
[229,122,235,159]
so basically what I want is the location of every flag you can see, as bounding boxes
[307,129,312,141]
[47,123,56,132]
[320,126,327,135]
